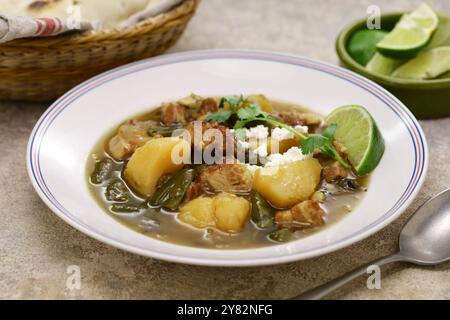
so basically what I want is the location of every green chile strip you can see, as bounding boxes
[149,168,195,210]
[91,158,114,184]
[105,180,130,202]
[111,203,141,213]
[251,191,275,228]
[269,228,293,242]
[147,124,185,137]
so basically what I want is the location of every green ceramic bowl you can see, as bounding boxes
[336,12,450,119]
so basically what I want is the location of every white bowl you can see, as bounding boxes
[27,50,428,266]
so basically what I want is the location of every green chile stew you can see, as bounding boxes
[87,94,368,249]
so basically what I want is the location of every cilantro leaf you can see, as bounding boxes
[322,123,337,139]
[205,110,233,123]
[233,128,247,141]
[300,130,351,170]
[218,97,226,109]
[300,135,328,154]
[236,104,268,120]
[218,95,246,111]
[233,120,248,129]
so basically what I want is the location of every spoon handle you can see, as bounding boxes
[292,253,405,300]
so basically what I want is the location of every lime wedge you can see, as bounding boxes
[348,30,388,66]
[377,4,438,58]
[426,13,450,49]
[326,105,385,175]
[377,16,430,58]
[409,3,439,34]
[438,70,450,79]
[392,46,450,79]
[366,52,405,76]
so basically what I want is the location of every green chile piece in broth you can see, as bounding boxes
[111,203,141,213]
[149,168,195,210]
[147,124,185,137]
[91,158,115,184]
[105,180,130,202]
[251,191,275,228]
[268,228,293,242]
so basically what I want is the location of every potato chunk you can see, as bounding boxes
[214,193,251,233]
[178,197,215,228]
[267,137,300,155]
[247,94,273,113]
[124,137,190,197]
[178,193,251,233]
[253,158,322,208]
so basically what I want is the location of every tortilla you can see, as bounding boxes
[0,0,169,29]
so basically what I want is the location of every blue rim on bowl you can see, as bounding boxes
[27,50,428,266]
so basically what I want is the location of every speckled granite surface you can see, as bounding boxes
[1,0,449,300]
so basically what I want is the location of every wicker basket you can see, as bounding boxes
[0,0,200,102]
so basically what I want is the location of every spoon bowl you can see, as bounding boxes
[399,188,450,265]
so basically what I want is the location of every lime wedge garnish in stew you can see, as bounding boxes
[326,105,385,175]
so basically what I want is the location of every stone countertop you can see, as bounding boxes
[1,0,449,300]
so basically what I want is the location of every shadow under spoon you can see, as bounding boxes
[292,188,450,300]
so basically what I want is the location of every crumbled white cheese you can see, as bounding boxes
[271,127,294,141]
[233,125,311,172]
[237,140,250,150]
[246,125,269,140]
[294,125,309,134]
[236,139,250,161]
[233,125,269,159]
[245,164,260,175]
[265,147,310,167]
[253,143,268,157]
[264,153,284,167]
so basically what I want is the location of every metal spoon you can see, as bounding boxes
[293,188,450,300]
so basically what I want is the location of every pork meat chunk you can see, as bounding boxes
[161,103,186,125]
[108,120,156,160]
[275,200,325,229]
[198,163,252,194]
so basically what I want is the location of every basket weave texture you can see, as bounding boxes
[0,0,200,102]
